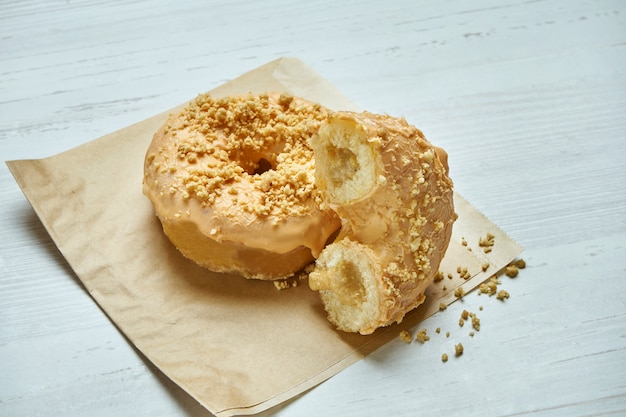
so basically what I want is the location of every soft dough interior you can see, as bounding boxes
[312,119,377,205]
[309,240,380,333]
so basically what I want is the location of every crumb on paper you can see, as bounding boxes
[469,331,475,337]
[442,353,449,363]
[273,279,298,290]
[302,263,316,276]
[439,302,447,311]
[273,281,287,290]
[454,287,465,299]
[478,232,495,253]
[459,317,465,327]
[497,289,510,300]
[416,328,430,343]
[399,330,412,344]
[435,327,441,334]
[461,310,469,320]
[455,343,464,356]
[482,262,490,272]
[514,258,526,269]
[446,331,450,338]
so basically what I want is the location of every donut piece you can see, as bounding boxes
[143,93,341,280]
[308,111,456,334]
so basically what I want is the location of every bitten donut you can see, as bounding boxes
[308,111,456,334]
[143,92,341,280]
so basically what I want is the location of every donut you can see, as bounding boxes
[308,111,456,334]
[143,92,341,280]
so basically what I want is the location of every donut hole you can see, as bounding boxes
[237,155,276,176]
[313,119,376,204]
[253,157,274,175]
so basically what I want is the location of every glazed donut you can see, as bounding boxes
[308,111,456,334]
[143,92,341,280]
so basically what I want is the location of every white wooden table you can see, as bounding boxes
[2,1,625,416]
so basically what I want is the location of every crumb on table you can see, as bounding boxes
[455,343,464,356]
[416,328,430,343]
[399,330,412,344]
[497,289,510,300]
[505,265,519,278]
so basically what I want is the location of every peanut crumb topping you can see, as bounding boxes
[455,343,464,356]
[167,93,328,218]
[479,275,501,296]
